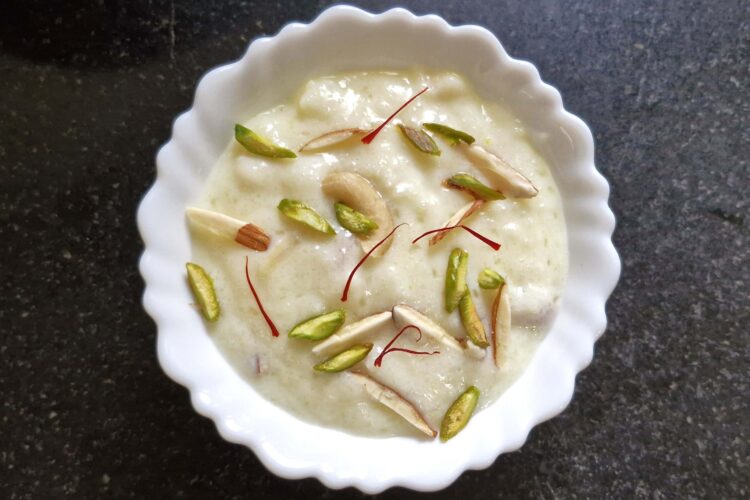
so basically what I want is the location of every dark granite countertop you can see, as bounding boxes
[1,1,747,498]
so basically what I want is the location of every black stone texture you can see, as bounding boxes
[0,0,747,498]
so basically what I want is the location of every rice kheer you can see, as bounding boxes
[186,69,568,439]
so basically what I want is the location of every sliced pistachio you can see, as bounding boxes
[313,343,373,372]
[429,199,485,246]
[445,249,469,313]
[492,282,511,368]
[440,386,480,441]
[478,268,505,289]
[322,172,394,256]
[446,173,505,201]
[392,304,462,353]
[186,207,270,251]
[461,144,538,198]
[288,309,346,340]
[398,124,441,155]
[350,372,437,438]
[423,123,475,145]
[186,262,220,321]
[277,199,336,235]
[459,292,489,348]
[334,202,379,234]
[312,310,392,355]
[299,128,367,152]
[234,124,296,158]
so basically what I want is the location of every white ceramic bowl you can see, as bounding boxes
[137,5,619,493]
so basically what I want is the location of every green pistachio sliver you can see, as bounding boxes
[478,268,505,289]
[459,292,489,348]
[289,309,346,340]
[423,123,476,146]
[186,263,220,321]
[440,386,480,441]
[445,248,469,313]
[398,124,441,156]
[234,123,297,158]
[334,202,379,234]
[447,173,505,201]
[314,343,373,372]
[278,199,336,235]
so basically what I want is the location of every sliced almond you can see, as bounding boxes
[322,172,394,257]
[299,128,367,152]
[312,310,392,356]
[350,372,437,438]
[429,199,485,246]
[186,207,270,251]
[392,304,462,353]
[491,282,511,367]
[461,144,538,198]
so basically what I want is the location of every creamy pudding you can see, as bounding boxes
[186,69,567,438]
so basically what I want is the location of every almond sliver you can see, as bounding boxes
[462,144,538,199]
[350,372,436,438]
[492,283,511,367]
[186,207,270,251]
[299,128,367,152]
[429,199,484,246]
[392,304,462,353]
[312,311,392,355]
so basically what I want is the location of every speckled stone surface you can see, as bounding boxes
[1,0,747,498]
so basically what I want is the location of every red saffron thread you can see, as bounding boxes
[244,255,279,337]
[341,223,407,302]
[411,225,501,251]
[374,325,439,367]
[361,87,429,144]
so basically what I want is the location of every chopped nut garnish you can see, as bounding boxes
[186,207,270,251]
[313,343,373,372]
[478,268,505,289]
[423,123,475,145]
[397,124,441,155]
[491,282,511,368]
[186,262,220,321]
[334,202,379,234]
[440,386,480,441]
[277,199,336,235]
[299,128,367,152]
[429,200,485,246]
[444,249,469,313]
[461,144,538,198]
[459,292,489,348]
[445,173,505,201]
[312,311,392,356]
[350,372,437,438]
[288,309,346,340]
[322,172,394,256]
[234,123,297,158]
[392,304,463,353]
